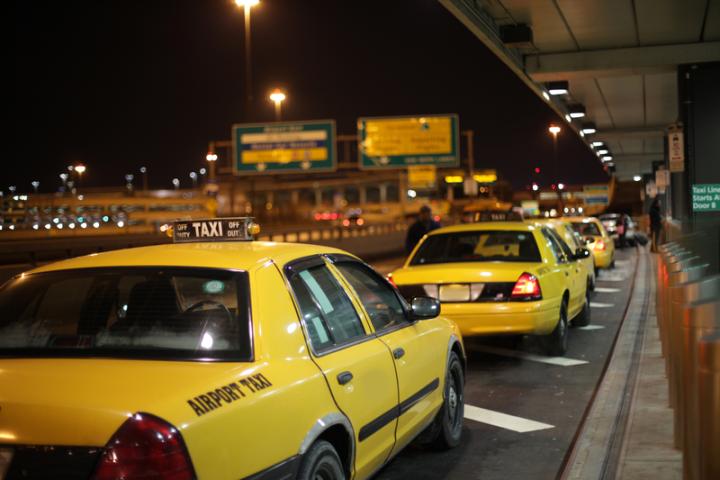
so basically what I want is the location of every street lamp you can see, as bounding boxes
[235,0,260,120]
[548,125,563,209]
[206,152,218,183]
[189,171,198,188]
[31,180,40,193]
[125,174,134,193]
[140,166,148,191]
[172,178,180,190]
[269,89,286,121]
[59,173,69,193]
[74,164,86,192]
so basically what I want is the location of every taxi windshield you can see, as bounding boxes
[0,267,252,361]
[410,230,541,265]
[570,221,602,237]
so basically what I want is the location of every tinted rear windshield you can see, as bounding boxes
[570,222,601,237]
[0,267,251,360]
[410,230,541,265]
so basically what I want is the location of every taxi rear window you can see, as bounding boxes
[410,230,541,265]
[570,221,601,237]
[0,267,252,361]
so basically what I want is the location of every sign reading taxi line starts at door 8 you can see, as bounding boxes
[358,114,460,169]
[692,184,720,212]
[232,120,336,174]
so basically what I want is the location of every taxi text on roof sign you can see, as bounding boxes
[232,120,336,175]
[358,114,460,169]
[172,217,260,243]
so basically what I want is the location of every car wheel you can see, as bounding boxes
[572,289,591,327]
[423,352,464,450]
[542,300,568,356]
[297,440,345,480]
[589,270,596,292]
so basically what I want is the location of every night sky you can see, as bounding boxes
[12,0,607,193]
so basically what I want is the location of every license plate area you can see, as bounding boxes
[439,284,470,302]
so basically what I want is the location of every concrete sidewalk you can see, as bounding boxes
[562,248,681,479]
[615,257,681,479]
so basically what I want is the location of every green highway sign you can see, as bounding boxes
[692,184,720,212]
[358,114,460,169]
[232,120,336,175]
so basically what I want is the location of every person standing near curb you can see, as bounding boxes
[405,205,440,254]
[649,198,663,252]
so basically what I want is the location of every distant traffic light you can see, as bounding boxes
[534,167,541,174]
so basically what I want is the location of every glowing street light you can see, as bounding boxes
[234,0,260,119]
[140,166,148,191]
[548,125,561,136]
[31,180,40,193]
[206,152,218,184]
[269,89,286,121]
[172,178,180,190]
[74,164,86,175]
[189,171,198,188]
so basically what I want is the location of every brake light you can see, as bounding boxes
[594,239,606,251]
[511,273,542,300]
[92,413,195,480]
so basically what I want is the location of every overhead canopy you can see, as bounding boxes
[440,0,720,180]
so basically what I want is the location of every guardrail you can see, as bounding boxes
[0,222,408,268]
[655,235,720,479]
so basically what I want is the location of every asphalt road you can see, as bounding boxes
[370,247,641,480]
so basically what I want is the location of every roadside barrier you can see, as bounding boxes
[654,230,720,480]
[698,333,720,480]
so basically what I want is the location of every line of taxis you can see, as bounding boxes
[0,215,616,480]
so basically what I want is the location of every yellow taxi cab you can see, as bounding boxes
[531,218,596,291]
[0,218,466,480]
[389,222,591,356]
[564,216,616,272]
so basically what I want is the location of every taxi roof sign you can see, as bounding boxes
[172,217,260,243]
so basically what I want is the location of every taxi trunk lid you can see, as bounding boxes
[392,262,542,303]
[0,358,251,447]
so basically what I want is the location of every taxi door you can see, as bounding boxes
[284,257,398,479]
[542,228,583,316]
[329,257,447,456]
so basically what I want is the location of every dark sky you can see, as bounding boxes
[12,0,607,193]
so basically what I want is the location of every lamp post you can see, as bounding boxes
[189,171,198,189]
[140,166,148,192]
[74,164,86,192]
[235,0,260,120]
[125,174,134,194]
[206,152,218,183]
[269,89,286,121]
[59,173,69,194]
[548,124,563,210]
[31,181,40,193]
[172,178,180,191]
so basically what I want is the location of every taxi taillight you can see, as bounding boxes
[92,413,195,480]
[511,272,542,300]
[594,239,606,251]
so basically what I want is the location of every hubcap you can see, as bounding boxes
[448,386,458,410]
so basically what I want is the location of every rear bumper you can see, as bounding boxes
[593,249,613,268]
[440,299,559,337]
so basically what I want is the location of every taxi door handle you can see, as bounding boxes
[564,271,569,276]
[337,371,353,385]
[393,347,406,359]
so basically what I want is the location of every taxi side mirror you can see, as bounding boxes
[574,248,591,260]
[409,296,440,321]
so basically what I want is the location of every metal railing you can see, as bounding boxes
[656,237,720,479]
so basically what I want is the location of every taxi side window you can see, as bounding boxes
[548,229,576,260]
[289,264,366,352]
[335,262,407,332]
[541,228,567,263]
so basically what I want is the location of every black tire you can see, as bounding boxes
[297,440,345,480]
[425,352,464,450]
[542,300,568,356]
[589,270,596,292]
[572,289,591,327]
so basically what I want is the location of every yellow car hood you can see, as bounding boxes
[0,358,253,447]
[392,262,540,285]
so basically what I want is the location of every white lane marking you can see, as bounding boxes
[577,325,605,331]
[594,287,621,293]
[590,302,615,308]
[614,260,630,266]
[597,276,626,282]
[471,345,589,366]
[464,404,555,433]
